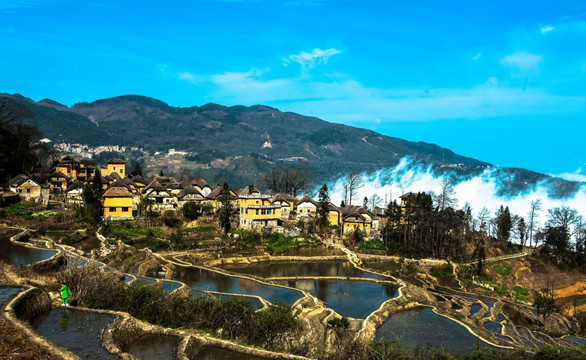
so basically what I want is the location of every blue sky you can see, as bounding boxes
[1,0,586,179]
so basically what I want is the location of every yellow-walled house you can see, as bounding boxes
[101,158,126,177]
[239,202,282,230]
[48,171,70,192]
[103,186,134,219]
[341,206,373,235]
[10,174,42,201]
[327,202,342,227]
[55,158,76,179]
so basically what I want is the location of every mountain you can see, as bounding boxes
[2,93,580,196]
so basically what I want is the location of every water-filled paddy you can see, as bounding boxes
[0,287,21,304]
[162,280,182,292]
[376,307,495,354]
[282,279,397,319]
[126,334,178,360]
[484,321,502,333]
[32,309,117,359]
[173,266,304,305]
[196,345,266,360]
[221,260,388,280]
[0,229,57,265]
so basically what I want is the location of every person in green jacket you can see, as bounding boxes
[59,283,70,306]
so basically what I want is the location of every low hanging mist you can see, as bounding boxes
[328,157,586,221]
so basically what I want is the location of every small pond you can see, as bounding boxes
[0,287,21,305]
[220,260,388,280]
[281,279,397,319]
[469,303,483,317]
[32,309,117,359]
[173,266,304,305]
[376,307,495,354]
[196,345,266,360]
[126,334,178,360]
[0,229,58,265]
[484,321,502,333]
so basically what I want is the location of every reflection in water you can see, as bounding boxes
[173,266,303,305]
[197,346,265,360]
[59,310,70,332]
[376,307,495,354]
[222,261,387,280]
[32,309,117,359]
[283,279,398,319]
[126,334,178,360]
[0,229,57,265]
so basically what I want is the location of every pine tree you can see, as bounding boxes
[316,184,330,236]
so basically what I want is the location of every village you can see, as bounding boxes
[6,156,397,237]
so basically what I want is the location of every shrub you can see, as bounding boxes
[162,210,181,228]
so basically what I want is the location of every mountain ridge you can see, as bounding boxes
[2,93,579,196]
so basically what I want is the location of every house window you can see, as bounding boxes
[120,169,123,173]
[256,209,259,215]
[27,188,31,193]
[109,207,116,212]
[122,207,129,212]
[245,209,248,214]
[261,209,266,215]
[241,208,243,214]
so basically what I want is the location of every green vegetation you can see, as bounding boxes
[264,232,320,253]
[2,202,41,212]
[494,263,513,275]
[104,224,164,240]
[357,238,385,251]
[513,285,530,302]
[183,226,216,233]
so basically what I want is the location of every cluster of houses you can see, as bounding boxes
[7,157,388,236]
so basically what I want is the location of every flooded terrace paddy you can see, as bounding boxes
[0,228,58,265]
[376,307,496,355]
[32,309,118,359]
[278,278,398,319]
[220,260,388,280]
[126,334,179,360]
[172,266,304,305]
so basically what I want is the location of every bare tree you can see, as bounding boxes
[547,205,582,239]
[344,169,363,205]
[433,179,458,211]
[528,199,542,248]
[368,194,383,212]
[477,207,491,235]
[263,162,313,196]
[0,96,34,124]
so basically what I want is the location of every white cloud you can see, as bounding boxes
[284,48,341,68]
[472,53,482,60]
[500,51,543,76]
[541,25,555,34]
[552,169,586,183]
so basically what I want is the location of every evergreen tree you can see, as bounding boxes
[316,184,330,236]
[130,162,142,177]
[81,170,103,226]
[216,183,236,233]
